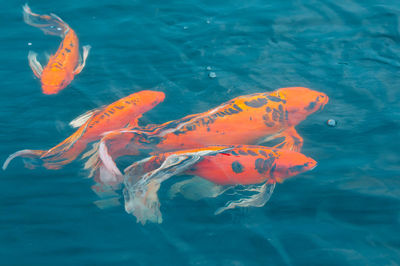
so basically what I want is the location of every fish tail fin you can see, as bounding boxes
[3,149,46,170]
[23,4,69,37]
[83,129,158,185]
[123,147,232,224]
[83,140,124,186]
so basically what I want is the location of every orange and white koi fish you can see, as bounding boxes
[3,90,165,171]
[86,87,328,183]
[123,145,317,224]
[23,4,91,94]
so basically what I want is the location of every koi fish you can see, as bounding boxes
[86,87,328,184]
[123,145,317,224]
[3,90,165,171]
[23,4,91,94]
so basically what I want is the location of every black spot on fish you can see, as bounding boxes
[238,149,248,156]
[244,98,268,108]
[269,163,276,178]
[272,105,285,122]
[305,101,317,111]
[247,150,257,156]
[293,136,301,145]
[231,161,244,174]
[259,150,267,157]
[65,48,71,53]
[263,114,275,127]
[255,158,265,174]
[266,107,272,113]
[115,105,125,110]
[233,104,243,112]
[231,150,239,156]
[272,110,279,121]
[125,101,131,104]
[267,95,282,102]
[173,129,185,135]
[70,41,74,47]
[289,165,304,172]
[228,108,239,114]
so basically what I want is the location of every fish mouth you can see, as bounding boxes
[319,94,329,110]
[308,161,318,171]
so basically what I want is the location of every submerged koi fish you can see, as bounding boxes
[3,90,165,170]
[86,87,328,183]
[123,145,317,224]
[23,4,91,94]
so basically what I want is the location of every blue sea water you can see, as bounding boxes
[1,0,400,265]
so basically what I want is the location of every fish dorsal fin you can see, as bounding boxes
[69,106,104,128]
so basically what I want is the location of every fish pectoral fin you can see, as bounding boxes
[69,106,104,128]
[214,182,276,215]
[272,127,303,152]
[125,117,140,129]
[73,45,91,75]
[28,51,43,78]
[123,154,199,224]
[168,176,230,201]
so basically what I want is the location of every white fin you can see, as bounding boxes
[256,132,279,145]
[74,45,91,75]
[123,147,232,224]
[69,107,102,128]
[23,4,69,37]
[93,197,121,209]
[98,141,123,181]
[91,182,120,198]
[3,149,43,170]
[91,183,121,209]
[214,182,276,215]
[28,51,43,78]
[168,176,230,201]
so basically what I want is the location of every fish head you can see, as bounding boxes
[128,90,166,113]
[278,87,329,126]
[271,150,317,183]
[41,68,71,94]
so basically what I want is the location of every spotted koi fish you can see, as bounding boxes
[86,87,328,183]
[23,4,91,94]
[123,145,317,224]
[3,90,165,170]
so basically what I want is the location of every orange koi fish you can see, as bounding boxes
[23,4,91,94]
[123,145,317,224]
[86,87,328,183]
[3,90,165,170]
